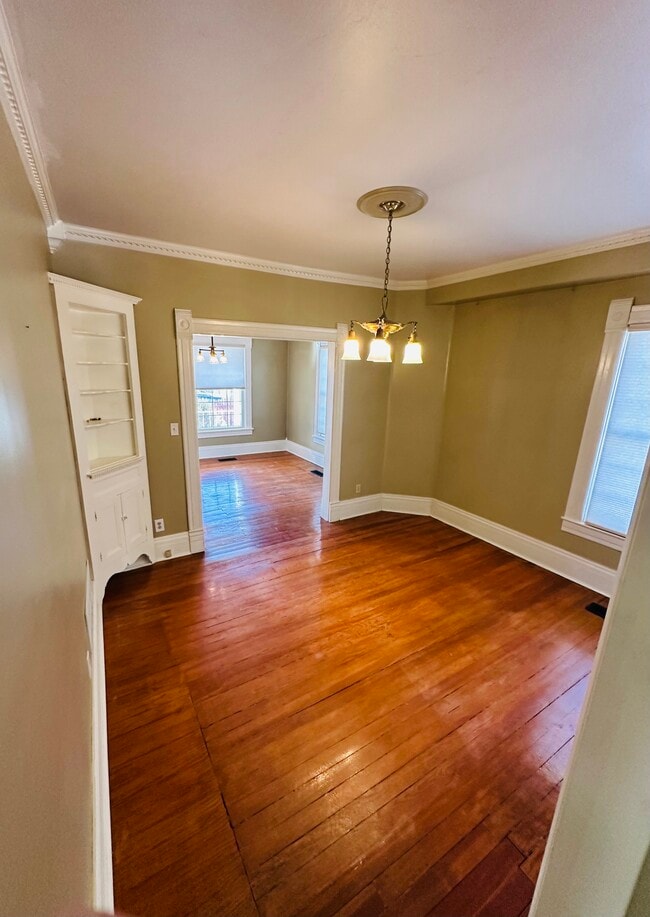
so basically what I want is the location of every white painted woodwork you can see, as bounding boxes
[562,300,649,549]
[49,272,154,595]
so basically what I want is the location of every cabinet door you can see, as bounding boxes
[94,494,126,573]
[120,486,148,564]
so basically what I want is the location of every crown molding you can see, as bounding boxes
[0,1,58,225]
[48,221,429,290]
[426,226,650,289]
[49,219,650,294]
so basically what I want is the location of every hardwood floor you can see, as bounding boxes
[103,453,602,917]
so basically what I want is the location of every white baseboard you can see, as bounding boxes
[382,493,435,516]
[329,493,617,596]
[429,498,617,596]
[199,439,287,459]
[188,527,205,553]
[199,437,325,467]
[329,494,383,521]
[285,439,325,468]
[89,574,113,913]
[154,531,191,561]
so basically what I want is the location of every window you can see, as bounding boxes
[563,299,650,548]
[313,342,329,444]
[193,336,253,437]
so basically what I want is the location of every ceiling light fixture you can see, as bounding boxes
[343,186,427,364]
[196,336,228,364]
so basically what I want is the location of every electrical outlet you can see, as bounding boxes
[355,483,361,495]
[170,422,179,436]
[164,549,172,558]
[154,518,165,533]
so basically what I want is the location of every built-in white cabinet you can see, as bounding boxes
[49,273,154,595]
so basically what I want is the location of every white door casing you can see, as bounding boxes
[174,310,347,550]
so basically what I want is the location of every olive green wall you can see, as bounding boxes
[50,243,390,533]
[0,113,92,912]
[199,338,287,447]
[286,341,324,455]
[431,273,650,568]
[627,848,650,917]
[381,290,455,497]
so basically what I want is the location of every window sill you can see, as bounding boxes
[198,427,254,439]
[312,434,325,446]
[561,517,624,551]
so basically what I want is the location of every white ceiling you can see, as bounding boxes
[4,0,650,281]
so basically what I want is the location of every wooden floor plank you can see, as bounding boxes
[103,453,602,917]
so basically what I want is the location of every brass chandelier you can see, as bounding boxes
[196,336,228,364]
[342,186,427,364]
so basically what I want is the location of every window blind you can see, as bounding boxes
[585,329,650,535]
[193,345,246,389]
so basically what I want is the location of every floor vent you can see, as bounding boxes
[218,456,238,462]
[586,601,608,619]
[310,469,324,478]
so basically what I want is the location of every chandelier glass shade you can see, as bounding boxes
[342,188,426,365]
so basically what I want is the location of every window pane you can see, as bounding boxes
[196,389,244,431]
[194,345,246,388]
[585,330,650,535]
[316,345,328,438]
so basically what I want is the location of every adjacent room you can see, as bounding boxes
[192,333,331,559]
[1,3,650,917]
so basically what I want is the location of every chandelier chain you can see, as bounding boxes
[381,210,393,318]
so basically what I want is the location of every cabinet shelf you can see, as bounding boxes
[85,418,134,428]
[79,388,132,395]
[87,455,141,475]
[72,330,126,340]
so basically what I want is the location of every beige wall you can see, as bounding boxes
[430,274,650,568]
[286,341,324,455]
[50,243,389,533]
[381,290,455,497]
[50,219,650,571]
[199,338,287,446]
[0,113,92,912]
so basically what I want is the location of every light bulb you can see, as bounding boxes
[220,353,228,364]
[209,351,218,364]
[196,351,204,362]
[367,336,392,363]
[342,337,361,361]
[402,340,423,364]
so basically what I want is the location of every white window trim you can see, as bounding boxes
[313,342,328,446]
[194,335,253,438]
[562,299,650,550]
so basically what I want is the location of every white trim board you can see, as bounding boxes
[198,438,325,467]
[153,531,192,562]
[88,575,113,913]
[285,439,324,468]
[48,221,425,290]
[199,438,287,459]
[329,494,383,521]
[425,227,650,288]
[0,2,58,225]
[330,493,618,595]
[46,221,650,291]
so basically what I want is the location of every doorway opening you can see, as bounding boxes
[174,312,345,555]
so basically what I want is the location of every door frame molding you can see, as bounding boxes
[174,311,347,550]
